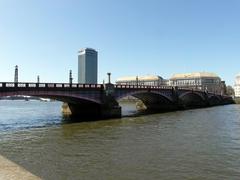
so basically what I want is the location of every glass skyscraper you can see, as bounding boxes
[78,48,98,84]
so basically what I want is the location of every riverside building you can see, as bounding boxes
[169,72,224,94]
[116,75,169,86]
[234,74,240,97]
[78,48,98,84]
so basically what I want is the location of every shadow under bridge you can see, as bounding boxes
[115,88,178,112]
[0,82,108,118]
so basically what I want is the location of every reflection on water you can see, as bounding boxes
[0,101,240,179]
[0,100,62,132]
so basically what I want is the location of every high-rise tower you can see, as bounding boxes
[78,48,98,84]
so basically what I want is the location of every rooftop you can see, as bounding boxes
[78,48,97,53]
[116,75,162,82]
[170,72,220,79]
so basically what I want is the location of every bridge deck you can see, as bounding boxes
[0,82,227,98]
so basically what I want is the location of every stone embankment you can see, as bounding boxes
[0,155,40,180]
[235,98,240,104]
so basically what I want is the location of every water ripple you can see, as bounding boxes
[0,101,240,179]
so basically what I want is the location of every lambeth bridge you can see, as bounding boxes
[0,82,234,118]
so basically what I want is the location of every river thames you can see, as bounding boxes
[0,100,240,179]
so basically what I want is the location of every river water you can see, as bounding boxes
[0,100,240,180]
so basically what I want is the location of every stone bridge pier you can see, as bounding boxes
[62,84,121,119]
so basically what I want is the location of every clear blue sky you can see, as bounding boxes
[0,0,239,85]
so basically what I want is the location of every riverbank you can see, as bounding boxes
[234,98,240,104]
[0,155,40,180]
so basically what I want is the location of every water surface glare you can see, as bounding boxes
[0,101,240,179]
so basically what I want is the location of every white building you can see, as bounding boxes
[169,72,224,94]
[116,75,169,86]
[234,74,240,97]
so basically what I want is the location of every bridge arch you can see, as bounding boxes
[0,91,102,104]
[179,91,207,108]
[0,90,105,118]
[179,91,206,101]
[116,90,174,102]
[116,90,177,111]
[208,95,222,106]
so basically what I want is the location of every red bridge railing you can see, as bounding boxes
[0,82,103,89]
[114,84,224,96]
[114,84,173,89]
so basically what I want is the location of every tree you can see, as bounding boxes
[226,85,235,96]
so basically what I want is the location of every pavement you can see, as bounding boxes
[0,155,41,180]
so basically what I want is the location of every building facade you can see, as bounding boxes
[116,75,168,86]
[78,48,98,84]
[169,72,224,94]
[234,74,240,97]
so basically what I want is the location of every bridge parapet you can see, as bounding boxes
[0,82,103,90]
[114,84,172,90]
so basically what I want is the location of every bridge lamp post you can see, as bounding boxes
[107,72,111,84]
[37,75,40,83]
[136,76,139,88]
[69,70,73,85]
[14,65,18,83]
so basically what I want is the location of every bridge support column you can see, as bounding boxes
[62,102,121,119]
[101,83,122,118]
[62,102,102,118]
[61,83,122,120]
[100,96,122,119]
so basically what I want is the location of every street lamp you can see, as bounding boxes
[107,72,111,84]
[69,70,73,85]
[37,75,40,83]
[14,65,18,83]
[136,76,139,87]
